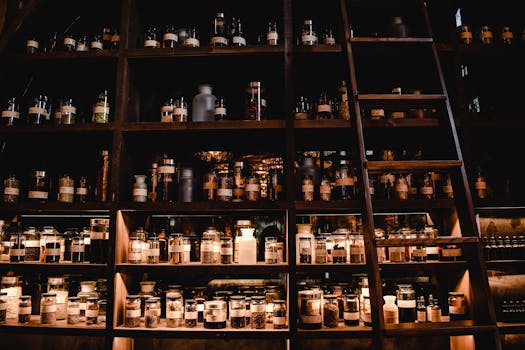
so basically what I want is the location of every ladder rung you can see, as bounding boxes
[357,94,446,101]
[366,160,462,172]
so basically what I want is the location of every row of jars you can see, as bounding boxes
[159,82,267,123]
[370,172,454,200]
[361,105,438,120]
[458,24,525,45]
[125,281,286,329]
[0,220,110,264]
[128,224,283,265]
[0,276,106,325]
[26,27,119,54]
[134,157,284,203]
[293,82,351,121]
[1,91,111,126]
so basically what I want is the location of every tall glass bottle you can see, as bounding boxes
[192,84,216,122]
[232,161,245,202]
[334,155,355,200]
[96,150,110,202]
[210,12,228,47]
[157,156,176,202]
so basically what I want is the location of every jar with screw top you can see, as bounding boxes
[3,174,20,203]
[40,293,57,325]
[1,97,20,126]
[204,300,226,329]
[43,231,61,263]
[324,295,339,328]
[479,25,493,45]
[184,26,200,47]
[184,299,198,327]
[47,277,68,320]
[27,94,50,124]
[58,173,75,203]
[60,98,76,124]
[147,237,160,264]
[124,295,141,327]
[128,236,142,264]
[200,237,214,264]
[458,25,473,44]
[166,292,183,328]
[301,19,318,45]
[18,295,31,324]
[67,296,80,324]
[210,12,228,47]
[315,235,328,264]
[163,24,178,48]
[144,299,159,328]
[251,295,266,329]
[245,170,261,201]
[169,233,184,264]
[70,235,85,263]
[397,284,416,323]
[144,25,160,48]
[298,289,322,329]
[217,171,233,202]
[230,295,246,328]
[344,294,360,326]
[448,292,467,321]
[231,17,246,46]
[272,300,286,329]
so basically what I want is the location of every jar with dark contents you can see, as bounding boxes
[344,294,360,326]
[298,290,322,329]
[458,25,473,44]
[245,171,261,201]
[479,25,493,45]
[220,237,233,264]
[44,232,61,263]
[214,98,227,120]
[60,98,76,124]
[217,171,233,202]
[501,26,514,45]
[26,36,40,53]
[210,12,228,47]
[9,232,25,262]
[124,295,141,327]
[251,296,266,329]
[145,299,159,328]
[144,25,160,48]
[166,292,183,328]
[204,300,226,329]
[67,296,80,325]
[184,26,200,47]
[323,295,339,328]
[230,295,246,328]
[18,295,31,324]
[90,34,103,50]
[76,34,88,51]
[272,300,286,329]
[245,81,266,120]
[63,34,76,51]
[40,293,57,325]
[184,299,197,327]
[3,174,20,203]
[163,24,178,48]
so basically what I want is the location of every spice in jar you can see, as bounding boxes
[302,175,314,201]
[40,293,57,325]
[267,21,279,45]
[92,90,110,124]
[245,81,266,120]
[60,98,77,124]
[26,36,40,53]
[27,94,50,125]
[166,292,183,328]
[0,292,6,323]
[479,25,493,45]
[272,300,286,329]
[1,97,20,127]
[301,19,318,45]
[144,25,160,48]
[251,296,266,329]
[220,237,233,264]
[230,295,246,328]
[184,299,198,327]
[184,26,200,47]
[58,173,75,203]
[217,171,233,202]
[145,299,159,328]
[18,295,31,323]
[125,295,141,327]
[324,295,339,328]
[67,296,80,324]
[163,24,178,48]
[204,300,227,329]
[86,297,99,325]
[458,25,473,44]
[245,171,261,201]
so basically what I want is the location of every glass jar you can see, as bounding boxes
[316,91,333,120]
[360,277,372,326]
[479,25,493,45]
[332,232,348,264]
[245,171,261,201]
[47,277,68,320]
[138,281,156,318]
[1,97,20,126]
[173,97,188,122]
[204,300,226,329]
[26,36,40,53]
[27,170,49,202]
[144,299,159,328]
[245,81,266,120]
[60,98,76,124]
[397,284,416,323]
[272,300,286,329]
[314,236,327,264]
[0,292,6,323]
[344,294,360,326]
[3,174,20,203]
[125,295,141,327]
[323,27,336,45]
[57,173,75,203]
[166,292,183,328]
[232,161,246,202]
[448,292,467,321]
[27,94,50,125]
[251,296,266,329]
[267,21,279,45]
[92,90,110,124]
[214,98,227,120]
[76,34,88,51]
[501,26,514,45]
[200,237,214,264]
[184,26,200,47]
[162,24,178,48]
[18,295,31,324]
[210,12,228,47]
[231,17,246,47]
[440,245,462,261]
[349,233,365,264]
[217,171,233,202]
[323,295,339,328]
[420,172,435,199]
[144,25,160,48]
[394,174,408,200]
[298,290,322,329]
[301,175,315,202]
[230,295,246,328]
[184,299,198,327]
[111,29,120,49]
[301,19,318,45]
[78,280,97,321]
[9,232,25,262]
[22,228,40,262]
[85,297,99,325]
[128,236,142,264]
[203,169,218,201]
[160,98,174,122]
[298,236,313,264]
[157,156,176,202]
[458,25,472,44]
[320,175,332,201]
[388,232,405,262]
[67,296,80,324]
[147,237,160,264]
[74,176,89,203]
[220,237,233,264]
[264,237,278,264]
[168,233,184,264]
[40,293,57,325]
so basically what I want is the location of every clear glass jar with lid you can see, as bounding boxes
[349,232,365,264]
[18,295,31,324]
[86,297,99,325]
[1,276,21,320]
[169,233,184,264]
[147,237,160,264]
[40,292,57,325]
[3,174,20,203]
[245,81,266,120]
[296,223,315,264]
[166,292,183,328]
[448,292,467,321]
[388,231,405,262]
[251,295,266,329]
[301,19,318,45]
[202,227,221,264]
[344,294,360,326]
[396,284,416,323]
[145,299,159,328]
[204,300,227,329]
[47,277,68,320]
[332,231,348,264]
[323,295,339,328]
[230,295,246,328]
[77,280,98,321]
[314,236,327,264]
[184,299,198,327]
[128,236,142,264]
[298,289,322,329]
[138,281,156,318]
[67,296,80,324]
[124,295,141,327]
[27,170,49,202]
[9,231,25,262]
[272,300,286,329]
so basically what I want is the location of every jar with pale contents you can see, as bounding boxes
[40,293,57,325]
[67,296,80,325]
[124,295,141,327]
[166,292,183,328]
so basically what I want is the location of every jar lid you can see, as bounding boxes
[480,25,491,30]
[19,295,31,300]
[146,299,158,304]
[126,295,140,299]
[274,299,285,304]
[0,292,7,296]
[181,167,193,177]
[448,292,464,296]
[324,294,337,299]
[167,292,182,299]
[68,296,80,301]
[185,298,196,303]
[170,233,183,237]
[47,277,65,285]
[345,294,358,298]
[304,19,313,24]
[252,295,265,301]
[163,158,175,166]
[42,292,57,297]
[230,295,245,301]
[216,12,225,18]
[249,81,261,88]
[148,296,161,301]
[87,297,99,301]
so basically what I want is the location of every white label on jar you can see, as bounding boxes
[217,188,233,197]
[68,307,80,315]
[417,310,426,322]
[426,246,439,254]
[83,237,91,245]
[1,110,20,118]
[220,246,232,254]
[344,311,360,320]
[245,184,260,192]
[173,107,188,116]
[449,305,465,314]
[185,311,197,319]
[441,248,462,257]
[25,240,39,248]
[397,300,416,308]
[300,314,322,323]
[184,38,200,47]
[412,248,426,257]
[252,304,266,313]
[46,248,60,256]
[161,105,173,113]
[28,191,48,199]
[75,187,88,195]
[211,36,228,45]
[144,40,159,47]
[214,107,227,116]
[27,40,39,48]
[169,245,183,253]
[266,251,277,260]
[320,184,331,194]
[163,33,178,42]
[59,186,74,194]
[197,304,204,312]
[380,174,395,184]
[128,252,141,261]
[157,165,175,174]
[442,185,453,194]
[10,249,25,256]
[133,188,148,196]
[475,181,487,190]
[71,245,84,253]
[93,106,110,114]
[350,246,365,255]
[206,312,226,322]
[167,310,182,319]
[324,37,336,45]
[336,177,354,186]
[273,316,286,325]
[317,104,331,113]
[420,186,434,195]
[302,34,318,44]
[371,109,385,117]
[19,306,31,315]
[28,107,47,115]
[4,187,19,195]
[203,182,218,190]
[79,302,86,311]
[76,44,87,51]
[232,36,246,46]
[147,248,160,257]
[86,309,99,318]
[126,309,141,318]
[302,184,314,193]
[90,41,103,49]
[64,38,76,46]
[201,244,213,252]
[230,309,245,317]
[396,184,408,192]
[431,309,441,322]
[267,32,278,41]
[42,305,57,313]
[61,105,77,114]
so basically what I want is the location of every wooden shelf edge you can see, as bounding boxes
[294,200,361,212]
[376,236,479,247]
[295,264,367,274]
[294,119,351,129]
[362,118,440,128]
[0,262,108,272]
[497,322,525,334]
[372,198,456,210]
[113,326,290,339]
[118,201,289,212]
[121,120,285,131]
[357,94,446,101]
[383,321,496,337]
[116,263,288,274]
[0,202,112,213]
[350,37,433,43]
[0,316,106,335]
[0,50,118,62]
[366,160,462,172]
[298,325,372,338]
[126,45,285,58]
[485,260,525,270]
[0,124,115,134]
[380,261,468,270]
[293,44,342,53]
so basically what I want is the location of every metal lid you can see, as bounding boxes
[249,81,261,88]
[126,295,140,299]
[230,295,245,301]
[42,292,57,297]
[236,220,252,226]
[216,12,225,18]
[87,297,99,301]
[448,292,464,296]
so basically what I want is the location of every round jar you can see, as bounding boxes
[298,290,322,329]
[124,295,141,327]
[166,292,183,328]
[67,296,80,325]
[204,300,227,329]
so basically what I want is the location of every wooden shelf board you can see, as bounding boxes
[0,123,115,135]
[116,262,288,275]
[380,261,468,272]
[295,264,367,274]
[298,324,372,338]
[295,200,361,213]
[366,160,462,172]
[0,50,118,62]
[0,262,108,273]
[497,322,525,334]
[0,202,112,213]
[437,43,525,55]
[0,316,106,336]
[294,119,351,129]
[475,199,525,211]
[372,198,456,210]
[384,320,496,337]
[375,236,479,247]
[362,118,440,128]
[486,260,525,270]
[351,37,433,43]
[357,94,446,102]
[293,44,342,53]
[122,120,285,132]
[127,45,284,58]
[118,201,289,213]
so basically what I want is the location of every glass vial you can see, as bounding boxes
[3,174,20,203]
[92,90,110,124]
[1,97,20,126]
[163,24,178,48]
[210,12,228,47]
[231,17,246,46]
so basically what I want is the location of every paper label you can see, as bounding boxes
[197,304,204,312]
[28,191,48,199]
[4,187,19,195]
[160,105,173,113]
[475,181,487,190]
[501,32,513,39]
[61,105,77,114]
[273,316,286,325]
[460,32,472,39]
[76,44,87,51]
[320,184,331,194]
[163,33,178,41]
[206,313,226,322]
[480,31,493,39]
[397,300,416,308]
[173,107,188,116]
[86,309,98,318]
[449,305,465,314]
[19,307,31,315]
[344,311,360,320]
[133,188,148,196]
[302,184,314,192]
[420,186,434,195]
[302,34,318,43]
[59,186,74,194]
[46,248,60,256]
[64,38,76,46]
[211,36,228,45]
[336,177,354,186]
[203,182,218,190]
[68,308,80,315]
[71,245,84,253]
[442,185,453,194]
[217,188,232,197]
[441,248,462,257]
[28,107,47,115]
[185,311,197,319]
[230,309,245,317]
[245,184,260,192]
[76,188,88,195]
[371,109,385,117]
[417,310,427,322]
[317,104,331,113]
[214,107,227,115]
[232,36,246,46]
[126,309,141,318]
[42,305,57,313]
[10,248,25,256]
[27,40,39,48]
[426,246,439,254]
[90,41,103,49]
[157,165,175,174]
[147,248,160,257]
[144,40,159,47]
[167,310,182,319]
[267,32,278,41]
[396,184,408,192]
[93,106,110,114]
[1,110,20,118]
[169,245,183,253]
[184,38,200,47]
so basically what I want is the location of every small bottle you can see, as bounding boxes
[383,295,399,324]
[441,173,454,198]
[102,27,112,49]
[92,90,110,124]
[3,174,20,203]
[76,34,88,51]
[40,293,57,325]
[27,170,49,202]
[133,175,148,202]
[417,296,427,323]
[430,298,441,322]
[420,172,435,199]
[320,175,332,201]
[144,25,160,48]
[217,171,233,202]
[46,32,58,53]
[394,173,409,200]
[214,98,227,120]
[145,299,159,328]
[60,98,77,125]
[147,237,160,264]
[337,81,350,120]
[58,173,75,203]
[268,168,284,201]
[156,156,176,202]
[63,33,76,52]
[426,294,434,322]
[26,36,40,53]
[1,97,20,126]
[27,94,50,125]
[220,237,233,264]
[474,167,488,199]
[184,299,198,327]
[479,25,493,45]
[90,34,104,50]
[210,12,228,47]
[245,81,266,120]
[160,98,174,122]
[230,17,246,46]
[184,26,200,47]
[232,161,245,202]
[267,21,279,45]
[294,96,310,120]
[203,169,218,201]
[110,29,120,49]
[245,171,261,201]
[323,27,336,45]
[192,84,216,122]
[301,175,314,201]
[501,26,514,45]
[163,24,178,48]
[458,25,473,44]
[75,176,89,203]
[67,297,80,325]
[334,156,355,200]
[316,91,333,119]
[173,97,188,122]
[301,19,318,45]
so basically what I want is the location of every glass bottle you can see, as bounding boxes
[298,290,322,329]
[203,169,218,201]
[27,94,50,124]
[63,33,76,51]
[184,26,200,47]
[210,12,228,47]
[350,233,365,264]
[200,237,214,264]
[396,284,416,323]
[301,19,318,45]
[430,297,441,322]
[90,34,103,50]
[40,293,57,325]
[238,227,257,264]
[111,29,120,49]
[232,161,246,202]
[501,26,514,45]
[147,237,160,264]
[479,25,493,45]
[132,175,148,202]
[217,171,233,202]
[157,156,176,202]
[18,295,31,324]
[77,281,97,321]
[46,31,58,53]
[294,95,310,120]
[230,17,246,46]
[268,168,284,201]
[230,295,246,328]
[234,220,252,263]
[138,281,156,318]
[324,295,339,328]
[301,175,314,201]
[383,295,399,324]
[90,218,110,264]
[1,97,20,126]
[394,173,409,200]
[265,237,278,264]
[3,174,20,203]
[144,25,160,48]
[27,170,49,202]
[173,97,188,122]
[334,157,355,200]
[416,296,427,323]
[71,236,85,263]
[60,98,77,124]
[22,227,39,262]
[102,27,112,49]
[220,237,233,264]
[43,231,61,263]
[448,292,467,321]
[245,81,266,120]
[92,90,110,124]
[124,295,141,327]
[9,231,25,262]
[337,80,350,120]
[162,24,178,48]
[86,297,99,325]
[245,170,261,201]
[204,300,227,329]
[128,236,142,264]
[160,98,174,122]
[318,175,331,201]
[145,299,159,328]
[316,91,333,119]
[47,277,68,320]
[458,25,473,44]
[58,173,74,203]
[440,173,454,198]
[251,296,266,329]
[474,167,487,199]
[324,27,336,45]
[344,294,360,326]
[168,233,184,264]
[214,98,227,120]
[267,21,279,45]
[420,172,435,199]
[76,34,88,51]
[178,166,194,203]
[388,231,405,262]
[166,292,183,328]
[184,299,198,327]
[332,231,348,264]
[26,36,39,53]
[177,27,188,47]
[192,84,216,122]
